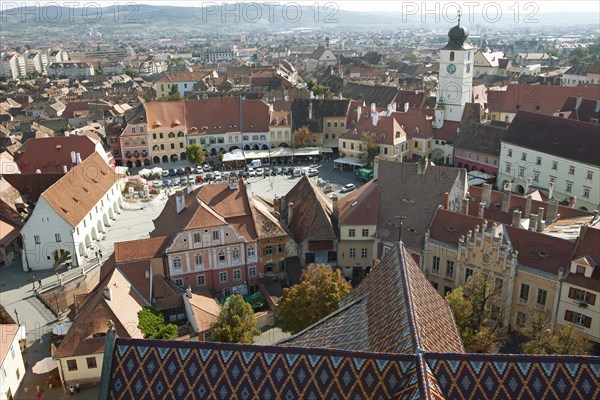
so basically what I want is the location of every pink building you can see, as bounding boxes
[119,105,149,167]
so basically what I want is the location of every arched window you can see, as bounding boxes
[450,51,455,61]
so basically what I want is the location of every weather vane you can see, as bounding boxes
[458,8,462,26]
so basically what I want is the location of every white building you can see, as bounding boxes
[306,45,338,72]
[473,49,507,77]
[47,62,95,79]
[20,152,123,270]
[497,111,599,211]
[0,324,25,400]
[203,46,237,63]
[435,19,475,125]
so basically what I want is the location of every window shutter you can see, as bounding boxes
[588,293,596,306]
[584,316,592,329]
[564,310,572,321]
[568,287,576,299]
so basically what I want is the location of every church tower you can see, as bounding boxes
[436,12,475,125]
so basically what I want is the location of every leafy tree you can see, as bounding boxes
[278,264,351,334]
[445,271,504,353]
[137,307,178,340]
[521,310,591,355]
[292,126,312,148]
[361,132,379,166]
[211,295,259,344]
[186,143,206,164]
[123,68,138,77]
[158,85,183,102]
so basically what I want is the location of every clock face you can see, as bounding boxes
[466,63,471,73]
[446,64,457,74]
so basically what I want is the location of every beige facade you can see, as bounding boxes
[268,126,292,148]
[56,354,102,387]
[0,325,25,399]
[337,223,377,280]
[322,116,346,149]
[149,128,187,163]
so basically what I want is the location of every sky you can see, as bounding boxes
[21,1,600,13]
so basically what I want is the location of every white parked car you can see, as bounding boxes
[340,183,356,193]
[248,167,256,177]
[213,171,222,181]
[255,168,263,176]
[196,165,203,174]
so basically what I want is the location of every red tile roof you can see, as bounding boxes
[428,208,485,244]
[338,181,380,226]
[185,98,269,135]
[145,101,186,131]
[568,224,600,292]
[16,135,97,174]
[114,236,169,264]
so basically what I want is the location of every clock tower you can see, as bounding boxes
[435,12,475,125]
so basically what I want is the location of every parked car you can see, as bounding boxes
[162,179,171,187]
[181,176,189,185]
[205,172,215,181]
[184,166,193,174]
[196,165,203,174]
[255,168,264,177]
[168,168,177,177]
[213,171,222,181]
[152,180,161,187]
[272,166,281,175]
[307,168,319,177]
[172,177,181,186]
[203,164,211,172]
[176,167,186,176]
[340,183,356,193]
[195,175,203,183]
[248,167,256,177]
[263,167,271,176]
[239,170,249,178]
[162,169,169,177]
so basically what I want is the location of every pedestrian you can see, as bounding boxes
[68,386,75,396]
[75,382,80,393]
[38,279,42,288]
[28,266,32,273]
[99,250,103,258]
[36,390,42,399]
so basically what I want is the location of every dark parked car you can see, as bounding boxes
[263,167,271,177]
[184,166,193,174]
[168,168,177,177]
[239,170,249,178]
[272,166,281,175]
[176,167,186,176]
[205,172,215,181]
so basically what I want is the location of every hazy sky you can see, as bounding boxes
[22,1,600,13]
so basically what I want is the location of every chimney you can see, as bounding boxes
[404,101,409,113]
[36,169,41,174]
[575,94,582,110]
[331,194,339,220]
[501,185,511,213]
[287,202,294,225]
[185,285,192,299]
[356,106,362,122]
[548,182,555,199]
[64,131,69,137]
[229,180,238,190]
[462,197,469,215]
[547,199,559,221]
[370,102,376,112]
[417,157,428,175]
[63,165,68,173]
[308,101,313,119]
[595,98,600,113]
[482,183,492,208]
[478,201,485,218]
[372,112,378,126]
[524,195,532,218]
[103,287,113,301]
[309,90,314,99]
[444,192,449,210]
[75,153,82,164]
[374,156,380,180]
[536,208,544,232]
[525,177,532,194]
[175,189,185,214]
[512,210,522,227]
[568,195,577,208]
[529,213,538,231]
[70,150,76,164]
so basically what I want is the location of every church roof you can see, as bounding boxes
[442,22,475,51]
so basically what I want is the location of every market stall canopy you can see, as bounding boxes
[32,357,58,374]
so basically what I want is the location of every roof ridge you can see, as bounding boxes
[396,243,422,353]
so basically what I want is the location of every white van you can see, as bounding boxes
[249,160,262,168]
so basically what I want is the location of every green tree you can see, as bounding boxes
[445,271,504,353]
[361,132,379,166]
[293,126,312,148]
[186,143,206,164]
[278,264,351,334]
[158,85,183,102]
[137,307,178,340]
[211,295,259,344]
[123,68,138,77]
[521,310,591,355]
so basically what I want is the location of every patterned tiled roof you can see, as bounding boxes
[281,242,464,354]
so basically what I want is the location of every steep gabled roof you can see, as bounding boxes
[281,242,465,354]
[16,135,97,174]
[114,236,170,264]
[41,152,119,228]
[338,181,380,226]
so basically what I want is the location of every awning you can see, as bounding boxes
[334,157,367,167]
[321,147,334,154]
[293,147,321,156]
[270,147,294,157]
[244,150,271,159]
[222,149,246,163]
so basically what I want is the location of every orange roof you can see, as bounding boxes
[338,181,380,226]
[184,98,269,135]
[16,135,97,174]
[41,152,119,228]
[188,294,220,333]
[145,101,186,130]
[114,236,170,263]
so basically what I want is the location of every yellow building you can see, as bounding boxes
[145,101,187,163]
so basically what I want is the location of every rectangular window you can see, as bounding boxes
[432,256,440,274]
[533,172,540,182]
[233,269,241,280]
[465,268,474,281]
[583,187,590,199]
[586,170,593,180]
[505,163,511,173]
[536,156,541,165]
[218,252,226,263]
[249,266,256,278]
[566,310,589,327]
[55,233,61,242]
[212,230,219,241]
[566,182,572,193]
[174,278,183,287]
[264,246,273,256]
[568,165,575,175]
[248,246,255,258]
[172,258,182,271]
[86,357,97,369]
[445,260,454,278]
[197,275,206,286]
[34,235,41,244]
[219,271,227,283]
[194,254,202,267]
[170,143,175,150]
[349,229,355,237]
[495,277,504,292]
[193,233,201,243]
[537,289,548,307]
[519,167,525,177]
[507,148,512,157]
[521,152,527,161]
[361,248,368,258]
[519,283,530,302]
[67,360,78,371]
[552,161,558,170]
[153,133,157,140]
[362,229,369,237]
[349,248,356,258]
[278,243,285,253]
[491,305,501,321]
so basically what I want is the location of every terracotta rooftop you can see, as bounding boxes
[145,101,186,131]
[114,236,170,264]
[338,181,380,226]
[41,152,119,228]
[185,98,269,135]
[568,224,600,292]
[16,135,97,174]
[428,208,486,245]
[188,294,220,333]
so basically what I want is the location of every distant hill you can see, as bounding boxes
[0,4,598,35]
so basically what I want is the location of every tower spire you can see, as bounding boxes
[457,8,461,26]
